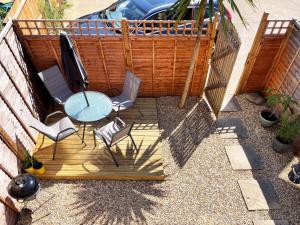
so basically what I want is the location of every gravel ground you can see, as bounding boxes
[25,95,300,225]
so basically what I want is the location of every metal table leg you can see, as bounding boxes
[82,123,86,143]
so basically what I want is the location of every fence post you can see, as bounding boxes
[235,12,269,94]
[121,19,133,72]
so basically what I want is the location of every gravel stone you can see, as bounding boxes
[25,95,300,225]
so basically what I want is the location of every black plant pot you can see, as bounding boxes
[259,110,279,127]
[288,164,300,184]
[272,136,292,153]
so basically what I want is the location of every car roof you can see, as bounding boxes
[134,0,176,13]
[133,0,218,18]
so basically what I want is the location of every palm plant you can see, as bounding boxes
[170,0,255,108]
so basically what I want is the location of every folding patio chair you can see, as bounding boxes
[108,71,143,116]
[93,117,138,167]
[38,65,73,105]
[23,110,85,160]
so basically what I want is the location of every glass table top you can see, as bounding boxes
[64,91,112,122]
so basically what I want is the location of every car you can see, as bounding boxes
[76,0,231,35]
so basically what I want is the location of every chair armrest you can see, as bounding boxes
[45,111,64,124]
[116,100,134,112]
[114,117,126,128]
[56,127,76,140]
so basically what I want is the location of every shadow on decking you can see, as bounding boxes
[34,98,164,180]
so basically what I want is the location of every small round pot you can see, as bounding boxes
[259,110,279,127]
[288,164,300,184]
[272,136,292,153]
[33,162,45,175]
[24,166,35,174]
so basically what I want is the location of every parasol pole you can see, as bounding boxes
[81,86,90,107]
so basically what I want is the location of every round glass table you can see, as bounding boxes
[64,91,112,142]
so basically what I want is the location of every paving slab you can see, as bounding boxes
[238,179,280,211]
[253,220,289,225]
[225,144,263,170]
[215,117,248,139]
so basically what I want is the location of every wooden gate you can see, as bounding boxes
[205,20,241,116]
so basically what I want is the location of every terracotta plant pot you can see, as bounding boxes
[259,110,279,128]
[272,136,292,153]
[33,162,45,175]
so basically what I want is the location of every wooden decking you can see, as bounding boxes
[33,98,164,180]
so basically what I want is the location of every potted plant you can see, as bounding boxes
[22,151,35,174]
[272,112,300,153]
[259,89,293,127]
[32,156,45,175]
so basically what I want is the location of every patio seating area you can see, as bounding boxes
[1,1,300,223]
[33,98,164,180]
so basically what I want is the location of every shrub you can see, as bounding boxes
[38,0,71,20]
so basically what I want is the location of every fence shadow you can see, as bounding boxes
[158,97,216,168]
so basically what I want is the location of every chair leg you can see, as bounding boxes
[52,141,57,160]
[129,135,138,153]
[138,109,144,117]
[107,146,119,167]
[39,134,45,149]
[75,131,86,146]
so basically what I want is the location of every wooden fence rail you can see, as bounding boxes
[14,19,211,97]
[14,19,208,37]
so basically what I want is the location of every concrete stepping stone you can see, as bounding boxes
[238,179,280,210]
[253,220,289,225]
[215,117,249,139]
[225,144,263,170]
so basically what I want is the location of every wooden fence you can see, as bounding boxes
[205,19,241,116]
[13,19,212,96]
[4,0,61,23]
[265,20,300,99]
[0,20,47,225]
[236,13,299,98]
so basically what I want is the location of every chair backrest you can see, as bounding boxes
[121,71,141,102]
[21,110,55,138]
[111,122,135,146]
[38,65,73,104]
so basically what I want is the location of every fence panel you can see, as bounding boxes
[14,19,211,97]
[0,20,46,224]
[236,12,292,94]
[205,20,241,116]
[265,22,300,98]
